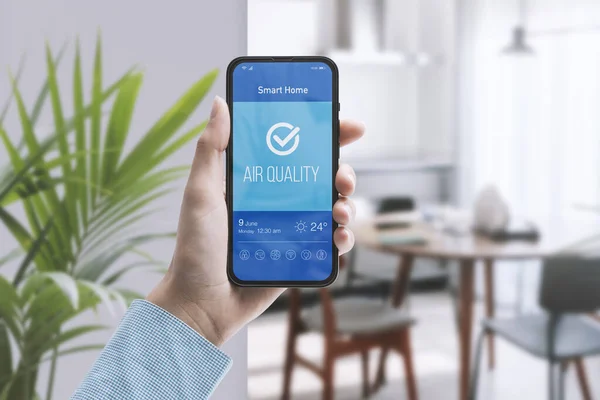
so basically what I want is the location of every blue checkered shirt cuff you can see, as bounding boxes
[71,299,232,399]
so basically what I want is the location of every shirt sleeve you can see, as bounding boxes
[71,299,232,400]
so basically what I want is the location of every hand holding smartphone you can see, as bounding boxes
[226,57,340,287]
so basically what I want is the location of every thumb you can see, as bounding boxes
[184,96,230,204]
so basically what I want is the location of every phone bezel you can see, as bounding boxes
[225,56,340,288]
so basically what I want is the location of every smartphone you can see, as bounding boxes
[226,56,339,287]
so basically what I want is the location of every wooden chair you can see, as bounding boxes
[281,288,418,400]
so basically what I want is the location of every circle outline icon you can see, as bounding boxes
[295,220,307,233]
[285,249,297,260]
[266,122,300,156]
[270,250,281,260]
[316,249,327,260]
[239,250,250,261]
[255,249,266,260]
[301,250,312,260]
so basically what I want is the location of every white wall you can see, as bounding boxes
[457,0,600,310]
[248,0,456,162]
[0,1,248,399]
[247,0,454,212]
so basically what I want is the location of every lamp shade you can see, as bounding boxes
[502,26,535,55]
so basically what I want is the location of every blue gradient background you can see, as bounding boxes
[233,102,332,211]
[232,61,332,102]
[231,62,333,282]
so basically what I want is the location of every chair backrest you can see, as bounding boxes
[345,197,414,285]
[288,288,337,338]
[539,255,600,313]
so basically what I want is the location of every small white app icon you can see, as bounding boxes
[255,249,265,260]
[270,250,281,260]
[295,220,307,233]
[239,250,250,260]
[266,122,300,156]
[301,250,312,260]
[316,249,327,260]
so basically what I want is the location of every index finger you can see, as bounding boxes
[340,120,365,147]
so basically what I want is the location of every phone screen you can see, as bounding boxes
[229,60,337,284]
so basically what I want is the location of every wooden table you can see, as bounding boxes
[352,219,591,400]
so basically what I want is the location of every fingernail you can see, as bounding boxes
[210,96,222,119]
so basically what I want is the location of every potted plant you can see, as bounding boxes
[0,35,217,400]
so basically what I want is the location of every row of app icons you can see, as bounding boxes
[239,249,327,261]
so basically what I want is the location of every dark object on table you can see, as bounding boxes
[375,197,417,230]
[375,221,412,230]
[378,197,415,213]
[475,219,540,242]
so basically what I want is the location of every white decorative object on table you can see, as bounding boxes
[473,185,510,232]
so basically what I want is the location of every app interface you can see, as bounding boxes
[232,62,333,282]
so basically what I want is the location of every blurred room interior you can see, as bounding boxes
[247,0,600,399]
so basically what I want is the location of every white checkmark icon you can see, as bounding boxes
[266,122,301,156]
[272,127,300,147]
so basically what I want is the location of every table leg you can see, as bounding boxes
[392,254,415,308]
[373,254,414,392]
[459,260,475,400]
[483,259,495,370]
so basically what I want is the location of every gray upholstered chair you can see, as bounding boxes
[469,255,600,400]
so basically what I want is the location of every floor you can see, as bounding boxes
[248,292,600,400]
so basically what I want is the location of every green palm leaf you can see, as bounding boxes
[41,272,79,310]
[90,32,103,205]
[101,260,164,286]
[0,276,20,338]
[46,43,80,254]
[102,73,144,185]
[12,218,54,286]
[0,54,26,124]
[10,74,72,267]
[73,39,88,231]
[0,322,12,392]
[45,325,107,353]
[0,35,218,399]
[148,121,207,171]
[79,282,117,316]
[76,233,174,281]
[0,208,33,258]
[30,41,68,125]
[114,69,218,186]
[0,249,22,269]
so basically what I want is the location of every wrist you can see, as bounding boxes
[146,277,225,347]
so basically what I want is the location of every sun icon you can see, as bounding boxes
[295,220,307,233]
